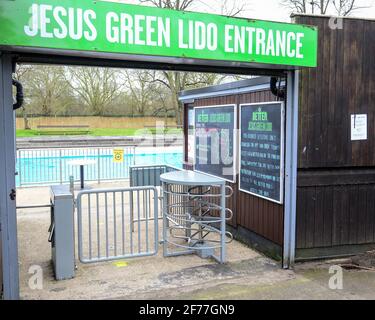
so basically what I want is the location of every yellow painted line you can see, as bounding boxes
[113,261,129,268]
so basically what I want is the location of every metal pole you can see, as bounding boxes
[283,70,299,269]
[0,53,20,299]
[59,149,63,184]
[69,175,75,199]
[17,149,21,187]
[97,148,101,184]
[162,181,168,256]
[198,186,203,242]
[220,182,226,263]
[80,165,84,189]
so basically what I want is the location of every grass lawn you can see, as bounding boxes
[16,128,183,137]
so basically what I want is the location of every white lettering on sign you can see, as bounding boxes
[351,114,367,141]
[24,4,97,41]
[224,26,304,58]
[23,3,306,60]
[178,19,218,51]
[106,12,170,47]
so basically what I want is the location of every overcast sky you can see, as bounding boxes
[113,0,375,22]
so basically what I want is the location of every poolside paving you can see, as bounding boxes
[16,182,375,300]
[17,135,183,149]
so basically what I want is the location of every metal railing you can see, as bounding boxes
[16,146,135,187]
[76,186,159,264]
[162,180,233,263]
[130,164,182,222]
[130,164,181,188]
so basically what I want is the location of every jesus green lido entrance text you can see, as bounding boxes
[107,18,306,59]
[25,5,305,58]
[0,1,317,67]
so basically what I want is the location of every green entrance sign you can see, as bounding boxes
[0,0,318,67]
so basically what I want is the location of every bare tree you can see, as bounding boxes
[147,71,225,124]
[121,70,161,116]
[22,65,69,116]
[332,0,366,15]
[139,0,194,10]
[282,0,367,15]
[68,67,122,116]
[219,0,247,16]
[14,65,32,129]
[281,0,333,14]
[199,0,249,17]
[137,0,245,124]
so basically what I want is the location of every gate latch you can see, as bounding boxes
[9,188,16,201]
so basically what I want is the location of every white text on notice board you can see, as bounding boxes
[351,114,367,141]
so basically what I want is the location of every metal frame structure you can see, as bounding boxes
[76,186,159,264]
[282,71,299,269]
[160,171,231,263]
[0,54,20,300]
[0,48,300,299]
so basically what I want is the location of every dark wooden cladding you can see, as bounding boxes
[297,183,375,249]
[186,88,284,246]
[294,15,375,169]
[298,168,375,187]
[297,167,375,250]
[294,15,375,254]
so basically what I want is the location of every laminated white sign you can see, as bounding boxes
[351,114,367,141]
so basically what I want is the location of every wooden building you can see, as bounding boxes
[293,14,375,259]
[179,15,375,261]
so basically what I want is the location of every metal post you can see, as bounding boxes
[59,149,63,184]
[220,183,226,263]
[97,148,101,184]
[69,175,75,198]
[130,190,134,233]
[162,181,168,256]
[80,165,84,189]
[0,53,20,299]
[17,149,21,186]
[283,70,299,269]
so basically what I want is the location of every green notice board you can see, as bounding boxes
[239,102,284,203]
[194,105,236,182]
[0,0,318,67]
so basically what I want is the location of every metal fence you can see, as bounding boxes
[16,146,135,187]
[130,164,182,221]
[76,186,159,263]
[130,164,181,188]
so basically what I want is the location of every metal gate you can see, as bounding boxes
[76,186,159,263]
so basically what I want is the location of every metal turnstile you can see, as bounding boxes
[49,185,75,280]
[160,171,233,263]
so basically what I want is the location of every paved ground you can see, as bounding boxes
[16,183,375,300]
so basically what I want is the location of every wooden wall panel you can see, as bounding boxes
[296,173,375,249]
[294,16,375,252]
[295,16,375,168]
[186,89,284,246]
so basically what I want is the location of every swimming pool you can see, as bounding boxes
[16,148,183,187]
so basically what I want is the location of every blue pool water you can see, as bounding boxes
[16,151,183,187]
